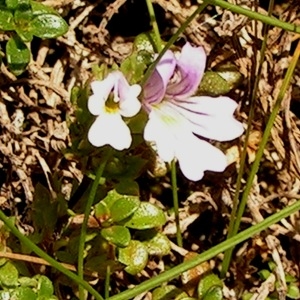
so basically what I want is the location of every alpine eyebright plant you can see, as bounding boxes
[88,70,142,150]
[142,43,244,181]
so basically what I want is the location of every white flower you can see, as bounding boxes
[88,71,141,151]
[142,43,244,181]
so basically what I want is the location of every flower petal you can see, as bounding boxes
[119,90,141,117]
[143,50,176,106]
[175,133,227,181]
[88,74,117,115]
[117,73,142,117]
[155,50,177,88]
[166,43,206,99]
[143,70,165,106]
[144,109,177,162]
[88,94,106,116]
[169,96,244,141]
[88,112,132,150]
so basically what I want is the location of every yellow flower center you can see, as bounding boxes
[105,93,119,113]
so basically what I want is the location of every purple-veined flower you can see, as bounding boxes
[142,43,244,181]
[88,70,141,151]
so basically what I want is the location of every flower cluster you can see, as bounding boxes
[87,43,244,180]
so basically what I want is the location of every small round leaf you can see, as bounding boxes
[110,196,140,223]
[30,14,68,39]
[143,232,171,256]
[198,71,231,96]
[0,8,15,30]
[6,35,30,75]
[0,261,19,287]
[198,273,223,300]
[101,226,131,248]
[124,202,166,229]
[10,286,37,300]
[100,189,122,209]
[94,201,110,224]
[35,275,54,297]
[5,0,19,10]
[287,283,300,299]
[152,285,189,300]
[118,240,148,275]
[31,1,59,15]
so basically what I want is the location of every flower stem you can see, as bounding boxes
[78,152,110,300]
[221,0,274,277]
[0,212,104,300]
[104,265,111,298]
[206,0,300,33]
[145,0,162,52]
[106,199,300,300]
[171,160,183,247]
[222,38,300,275]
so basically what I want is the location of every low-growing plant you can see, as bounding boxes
[0,0,68,75]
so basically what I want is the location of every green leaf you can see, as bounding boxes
[285,274,297,283]
[30,14,68,39]
[101,225,131,248]
[198,63,242,97]
[133,31,158,54]
[120,53,147,84]
[214,63,243,91]
[0,7,15,30]
[123,202,166,229]
[18,277,36,287]
[31,183,58,239]
[0,261,19,287]
[84,255,123,276]
[287,283,300,299]
[202,287,223,300]
[118,240,148,275]
[115,179,140,196]
[110,196,140,223]
[105,157,126,176]
[102,189,122,208]
[31,1,59,16]
[35,275,54,297]
[128,110,148,135]
[94,201,111,226]
[15,27,33,42]
[6,35,30,75]
[14,1,34,42]
[5,0,19,10]
[0,291,10,299]
[258,269,271,280]
[142,232,171,256]
[241,293,254,300]
[37,296,57,300]
[198,273,223,300]
[198,71,231,96]
[104,155,147,181]
[152,285,189,300]
[268,261,276,271]
[10,286,37,300]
